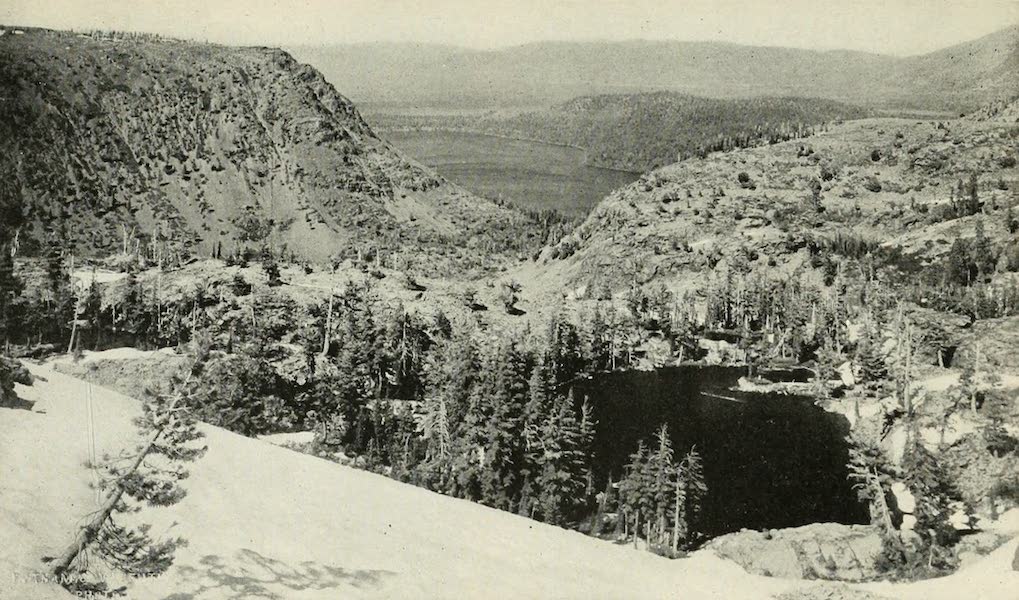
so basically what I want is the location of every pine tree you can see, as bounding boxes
[618,440,649,542]
[0,181,25,346]
[578,399,596,499]
[809,177,824,213]
[970,219,996,281]
[519,360,552,517]
[650,425,676,548]
[47,371,206,590]
[847,438,897,538]
[579,305,611,372]
[188,350,284,436]
[901,436,965,573]
[43,239,75,346]
[420,391,454,492]
[533,389,592,525]
[944,237,974,286]
[478,340,529,511]
[0,236,24,346]
[964,172,980,216]
[422,395,452,462]
[857,330,889,393]
[545,313,582,387]
[424,326,479,435]
[120,271,150,346]
[676,447,707,549]
[330,284,379,439]
[983,389,1019,457]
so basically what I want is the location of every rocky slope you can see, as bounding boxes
[0,27,531,275]
[528,112,1018,299]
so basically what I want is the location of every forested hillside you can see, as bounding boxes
[0,27,544,276]
[375,93,869,172]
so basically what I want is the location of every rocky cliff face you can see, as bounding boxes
[0,27,527,274]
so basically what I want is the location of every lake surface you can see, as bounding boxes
[383,130,639,216]
[575,366,868,537]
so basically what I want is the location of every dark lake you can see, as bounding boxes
[575,366,869,537]
[383,130,639,216]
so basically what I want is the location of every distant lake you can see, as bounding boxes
[383,130,639,216]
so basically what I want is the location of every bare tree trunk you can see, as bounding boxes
[903,319,913,415]
[971,342,981,414]
[66,314,78,354]
[672,470,681,554]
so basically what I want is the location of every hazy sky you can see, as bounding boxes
[2,0,1017,55]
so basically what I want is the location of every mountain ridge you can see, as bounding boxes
[290,25,1019,111]
[0,26,534,274]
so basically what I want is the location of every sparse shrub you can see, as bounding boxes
[737,171,756,190]
[402,273,426,292]
[461,288,484,311]
[863,177,882,193]
[499,280,522,314]
[809,178,823,212]
[263,258,282,287]
[231,273,252,296]
[985,422,1019,457]
[1005,243,1019,272]
[0,356,31,408]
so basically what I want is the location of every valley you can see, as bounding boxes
[0,16,1018,600]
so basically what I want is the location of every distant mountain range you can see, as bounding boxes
[290,25,1019,112]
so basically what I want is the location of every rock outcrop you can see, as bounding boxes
[706,523,883,582]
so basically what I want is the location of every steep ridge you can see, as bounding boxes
[291,26,1019,112]
[0,27,530,274]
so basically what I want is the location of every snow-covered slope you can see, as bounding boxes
[1,362,1017,600]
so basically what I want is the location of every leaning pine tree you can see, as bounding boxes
[847,433,907,571]
[45,370,206,591]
